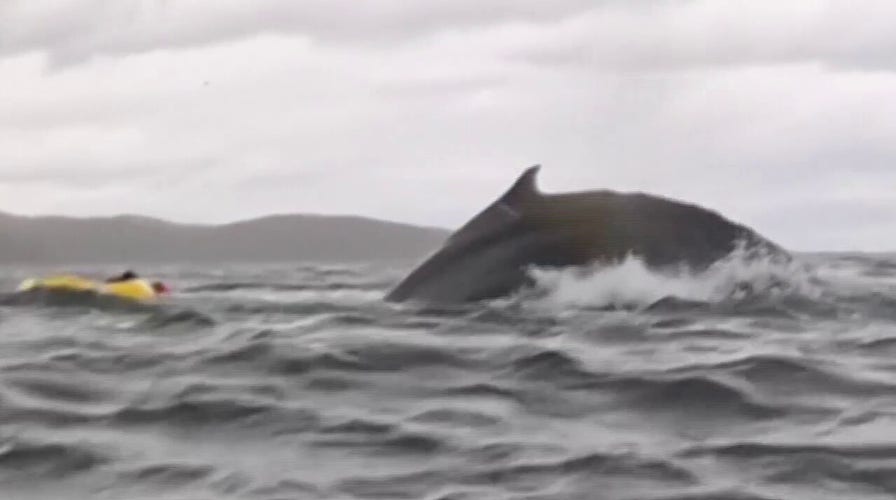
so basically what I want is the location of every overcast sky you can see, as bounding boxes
[1,1,895,251]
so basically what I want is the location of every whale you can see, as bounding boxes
[385,165,787,303]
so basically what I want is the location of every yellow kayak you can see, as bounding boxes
[17,275,161,302]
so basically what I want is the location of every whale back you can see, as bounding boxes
[386,166,786,303]
[443,165,541,250]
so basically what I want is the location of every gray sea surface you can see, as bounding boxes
[1,252,896,500]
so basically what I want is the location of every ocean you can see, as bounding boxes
[1,252,896,500]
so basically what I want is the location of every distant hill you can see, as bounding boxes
[0,212,450,264]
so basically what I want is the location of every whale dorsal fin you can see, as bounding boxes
[444,165,541,248]
[499,165,540,207]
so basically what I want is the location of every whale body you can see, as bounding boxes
[386,165,787,303]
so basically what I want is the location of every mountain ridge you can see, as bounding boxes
[0,211,450,264]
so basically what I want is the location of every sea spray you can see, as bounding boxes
[525,246,822,310]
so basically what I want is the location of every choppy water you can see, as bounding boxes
[2,252,896,500]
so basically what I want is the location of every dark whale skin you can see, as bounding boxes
[386,165,787,303]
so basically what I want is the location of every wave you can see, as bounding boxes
[135,308,216,329]
[682,441,896,460]
[318,418,394,435]
[464,451,696,487]
[202,338,479,375]
[222,300,379,316]
[112,396,320,434]
[0,289,155,312]
[524,247,822,311]
[0,400,96,427]
[639,490,782,500]
[120,462,214,486]
[409,408,502,428]
[0,438,107,479]
[311,430,447,456]
[4,258,896,499]
[337,470,447,499]
[596,374,784,420]
[439,382,521,402]
[693,354,895,396]
[44,350,182,374]
[503,349,601,385]
[184,281,385,293]
[247,479,322,498]
[337,451,695,499]
[681,441,896,496]
[113,398,270,426]
[4,373,112,404]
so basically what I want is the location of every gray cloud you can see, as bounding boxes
[4,1,896,72]
[0,1,895,251]
[502,1,896,72]
[0,0,599,65]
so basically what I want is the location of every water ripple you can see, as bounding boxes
[1,255,895,499]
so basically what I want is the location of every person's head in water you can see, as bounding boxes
[151,281,170,294]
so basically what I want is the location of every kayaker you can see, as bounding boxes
[105,270,138,283]
[102,271,170,296]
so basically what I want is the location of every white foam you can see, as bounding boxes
[523,247,822,311]
[808,255,896,298]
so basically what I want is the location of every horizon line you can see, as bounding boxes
[0,208,452,232]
